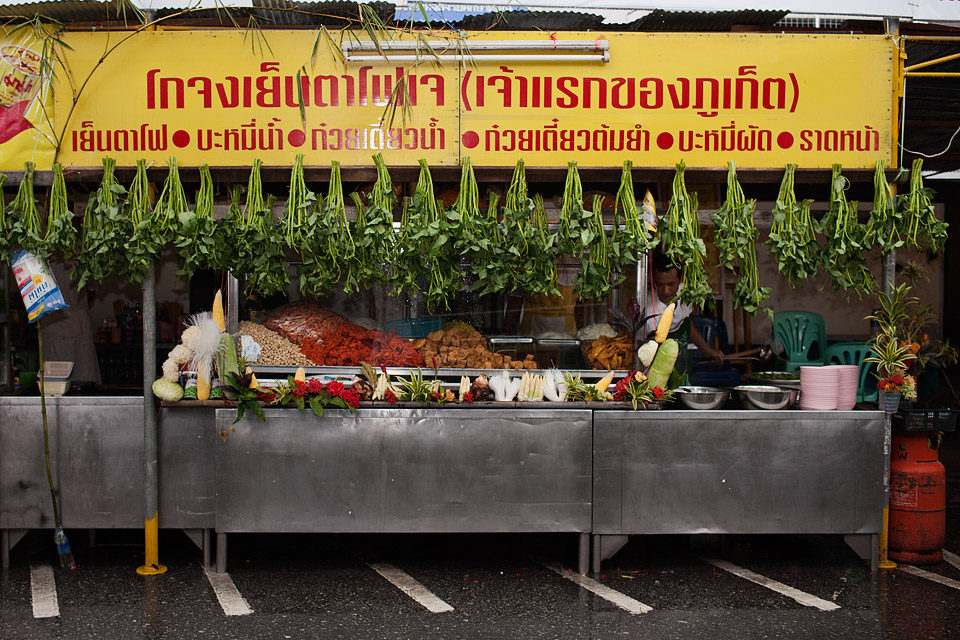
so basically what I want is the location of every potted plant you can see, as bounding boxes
[865,328,914,412]
[866,277,958,408]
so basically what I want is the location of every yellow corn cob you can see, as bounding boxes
[655,303,675,343]
[294,367,306,382]
[246,366,259,389]
[212,290,226,332]
[196,374,210,401]
[595,371,615,393]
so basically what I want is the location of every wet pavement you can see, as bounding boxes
[1,431,959,640]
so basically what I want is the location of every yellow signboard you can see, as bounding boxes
[0,25,55,170]
[44,30,894,169]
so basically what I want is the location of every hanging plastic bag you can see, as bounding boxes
[10,249,68,322]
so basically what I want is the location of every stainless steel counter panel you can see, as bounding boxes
[0,398,215,529]
[593,410,886,535]
[215,408,593,533]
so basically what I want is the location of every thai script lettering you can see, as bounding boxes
[147,63,444,111]
[197,118,284,151]
[481,121,650,153]
[460,65,799,117]
[799,126,880,152]
[309,118,446,151]
[71,121,169,152]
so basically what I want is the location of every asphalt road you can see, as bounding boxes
[2,431,959,640]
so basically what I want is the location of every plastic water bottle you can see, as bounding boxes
[54,528,77,570]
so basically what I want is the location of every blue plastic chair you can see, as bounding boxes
[824,341,878,403]
[772,311,827,372]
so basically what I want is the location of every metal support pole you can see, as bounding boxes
[226,274,239,335]
[578,533,589,575]
[882,253,896,296]
[137,264,166,576]
[879,412,896,569]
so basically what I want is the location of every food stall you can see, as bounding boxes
[0,22,935,575]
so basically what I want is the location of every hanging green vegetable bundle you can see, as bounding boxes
[557,162,609,300]
[901,158,948,253]
[134,156,189,272]
[863,160,903,256]
[282,153,315,251]
[661,161,713,309]
[530,194,559,295]
[711,162,768,315]
[500,159,558,296]
[711,162,753,269]
[9,162,43,253]
[43,164,76,259]
[817,164,876,296]
[124,159,155,284]
[398,159,459,310]
[299,161,355,296]
[175,163,222,279]
[766,164,818,287]
[230,160,288,296]
[75,157,126,288]
[453,157,506,296]
[612,160,657,261]
[349,153,397,291]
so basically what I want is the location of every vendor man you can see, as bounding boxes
[644,252,723,381]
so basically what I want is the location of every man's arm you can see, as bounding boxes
[689,323,724,362]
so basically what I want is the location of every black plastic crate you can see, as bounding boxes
[893,408,956,432]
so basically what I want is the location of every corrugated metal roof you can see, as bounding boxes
[457,10,604,31]
[0,0,134,21]
[249,0,393,27]
[627,9,787,32]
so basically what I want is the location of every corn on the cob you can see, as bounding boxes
[594,371,615,393]
[655,303,675,343]
[212,290,226,332]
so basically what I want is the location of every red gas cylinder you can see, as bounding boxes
[888,430,946,565]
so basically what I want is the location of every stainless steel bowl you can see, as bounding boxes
[734,385,799,410]
[747,371,801,389]
[675,386,729,410]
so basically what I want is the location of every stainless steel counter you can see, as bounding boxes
[0,397,216,566]
[1,398,888,576]
[592,410,888,571]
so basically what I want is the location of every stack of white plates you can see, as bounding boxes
[834,365,859,411]
[800,366,839,410]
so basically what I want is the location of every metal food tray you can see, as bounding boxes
[249,365,625,381]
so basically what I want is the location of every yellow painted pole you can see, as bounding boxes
[905,72,960,78]
[137,513,166,576]
[879,506,896,570]
[137,262,167,576]
[905,51,960,72]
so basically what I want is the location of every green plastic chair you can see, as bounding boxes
[773,311,827,372]
[824,341,878,403]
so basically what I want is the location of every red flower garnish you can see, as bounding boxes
[384,390,397,404]
[256,390,274,402]
[292,380,308,397]
[307,378,324,394]
[463,391,475,403]
[430,390,443,401]
[341,389,360,408]
[325,380,345,397]
[652,386,665,399]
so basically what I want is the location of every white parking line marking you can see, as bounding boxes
[943,549,960,572]
[899,564,960,591]
[703,557,840,611]
[30,564,60,618]
[203,566,253,616]
[545,564,653,614]
[367,562,454,613]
